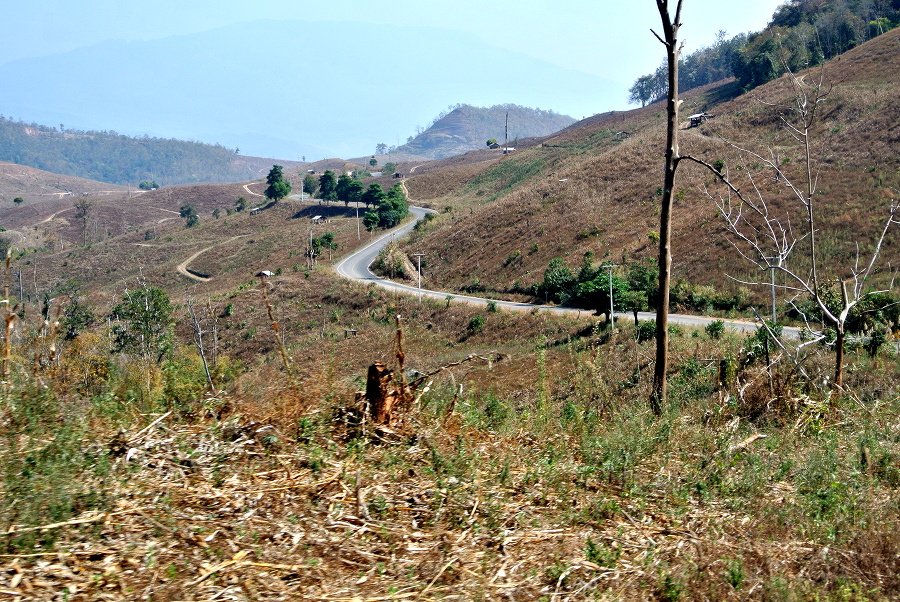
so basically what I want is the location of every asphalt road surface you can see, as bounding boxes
[334,206,801,338]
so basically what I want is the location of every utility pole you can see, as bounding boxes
[504,111,509,154]
[356,204,361,240]
[605,263,620,330]
[412,253,425,302]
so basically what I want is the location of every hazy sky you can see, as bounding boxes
[4,0,784,85]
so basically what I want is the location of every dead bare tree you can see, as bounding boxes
[1,248,15,389]
[185,296,215,390]
[73,199,94,247]
[684,70,899,387]
[649,0,685,415]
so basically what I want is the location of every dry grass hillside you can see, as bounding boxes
[395,30,900,310]
[0,161,126,207]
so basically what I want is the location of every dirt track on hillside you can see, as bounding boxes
[176,235,249,281]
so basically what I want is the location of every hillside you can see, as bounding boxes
[0,21,899,602]
[393,104,576,159]
[395,29,900,315]
[0,161,126,207]
[0,118,303,186]
[6,27,899,327]
[631,0,900,105]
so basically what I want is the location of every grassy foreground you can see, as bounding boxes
[1,294,898,601]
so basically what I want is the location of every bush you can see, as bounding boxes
[636,320,656,342]
[705,320,725,339]
[467,315,486,333]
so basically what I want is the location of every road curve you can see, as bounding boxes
[334,206,800,338]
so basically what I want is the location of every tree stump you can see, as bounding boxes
[366,362,399,425]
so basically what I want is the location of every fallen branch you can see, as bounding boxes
[3,507,147,535]
[188,549,251,587]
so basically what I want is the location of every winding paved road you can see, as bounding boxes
[334,206,800,338]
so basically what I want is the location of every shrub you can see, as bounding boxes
[705,320,725,339]
[636,320,656,342]
[467,315,486,333]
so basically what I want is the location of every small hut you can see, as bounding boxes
[688,113,714,128]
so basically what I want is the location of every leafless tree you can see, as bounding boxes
[73,199,94,247]
[185,295,216,390]
[684,70,899,387]
[649,0,685,415]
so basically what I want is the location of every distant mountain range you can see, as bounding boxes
[396,104,575,159]
[0,117,301,186]
[0,20,623,160]
[0,105,574,187]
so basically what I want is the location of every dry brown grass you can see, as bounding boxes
[391,31,900,311]
[2,317,899,599]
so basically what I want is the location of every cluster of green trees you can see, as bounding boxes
[306,170,408,228]
[362,183,409,230]
[538,254,660,324]
[538,254,761,323]
[629,31,747,105]
[538,252,899,352]
[629,0,900,105]
[0,116,251,185]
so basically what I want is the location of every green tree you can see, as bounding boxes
[540,258,576,304]
[13,196,24,206]
[110,284,175,363]
[575,269,631,325]
[621,289,649,326]
[234,196,248,212]
[318,170,337,203]
[312,231,338,260]
[180,203,199,228]
[369,156,378,169]
[264,164,292,203]
[362,210,380,232]
[486,138,498,147]
[303,174,318,198]
[628,73,664,106]
[362,183,385,208]
[336,173,354,205]
[59,280,95,340]
[347,180,365,206]
[382,162,396,175]
[627,258,659,309]
[376,183,409,227]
